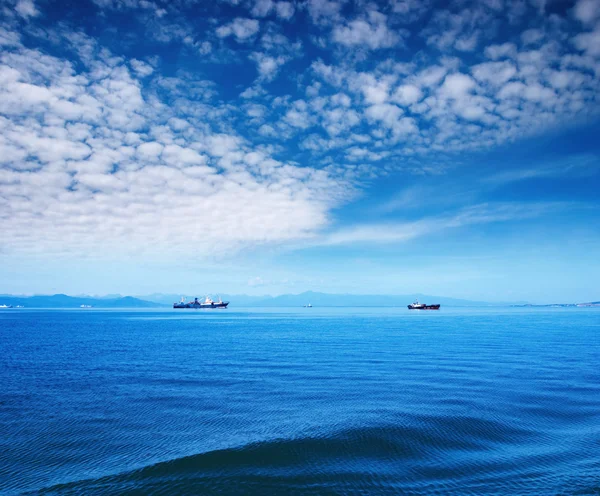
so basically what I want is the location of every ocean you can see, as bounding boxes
[1,307,599,495]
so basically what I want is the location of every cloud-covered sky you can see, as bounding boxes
[1,0,599,301]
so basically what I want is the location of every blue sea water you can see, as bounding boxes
[1,307,599,495]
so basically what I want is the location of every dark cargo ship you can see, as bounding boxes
[173,296,229,309]
[408,300,440,310]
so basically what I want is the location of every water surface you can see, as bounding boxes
[1,307,599,494]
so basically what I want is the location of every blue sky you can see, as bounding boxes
[1,0,599,302]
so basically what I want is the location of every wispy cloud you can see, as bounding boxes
[484,154,600,185]
[320,202,573,246]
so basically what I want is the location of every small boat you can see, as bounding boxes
[303,303,312,308]
[408,300,440,310]
[0,304,13,309]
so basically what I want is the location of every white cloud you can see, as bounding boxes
[275,1,295,20]
[573,26,600,56]
[421,7,489,53]
[307,26,599,153]
[484,42,517,60]
[130,59,154,77]
[471,61,516,86]
[0,27,22,47]
[15,0,39,18]
[322,107,361,135]
[0,31,354,260]
[573,0,600,24]
[330,92,350,106]
[250,52,288,81]
[455,31,480,52]
[283,100,313,129]
[163,144,207,166]
[321,203,567,246]
[216,18,260,42]
[136,141,163,160]
[522,83,556,102]
[361,79,390,104]
[332,10,400,50]
[364,103,417,137]
[546,69,587,89]
[2,1,600,263]
[251,0,274,17]
[485,154,600,184]
[415,65,447,87]
[306,0,343,24]
[521,28,545,45]
[365,103,403,124]
[439,73,476,99]
[198,41,212,55]
[497,81,526,99]
[392,84,423,105]
[92,0,167,17]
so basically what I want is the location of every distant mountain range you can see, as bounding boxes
[2,292,597,309]
[137,291,525,307]
[0,294,161,308]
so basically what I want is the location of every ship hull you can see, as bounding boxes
[173,302,229,309]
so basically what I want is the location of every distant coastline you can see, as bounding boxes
[511,302,600,308]
[1,292,598,309]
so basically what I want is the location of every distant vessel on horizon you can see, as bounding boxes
[303,303,312,307]
[0,304,13,309]
[408,300,440,310]
[173,296,229,309]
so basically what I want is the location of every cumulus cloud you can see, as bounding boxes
[0,30,353,260]
[216,18,260,41]
[306,0,343,24]
[14,0,39,18]
[573,0,600,24]
[421,7,488,53]
[484,42,518,59]
[471,61,517,86]
[250,0,294,19]
[283,100,313,129]
[2,0,600,262]
[130,58,154,77]
[301,3,600,155]
[332,10,401,50]
[250,52,289,81]
[251,0,274,17]
[439,73,476,99]
[573,26,600,56]
[275,1,295,20]
[392,84,423,105]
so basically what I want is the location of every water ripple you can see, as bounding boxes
[1,308,600,495]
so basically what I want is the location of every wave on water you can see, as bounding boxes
[6,309,600,496]
[34,415,598,496]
